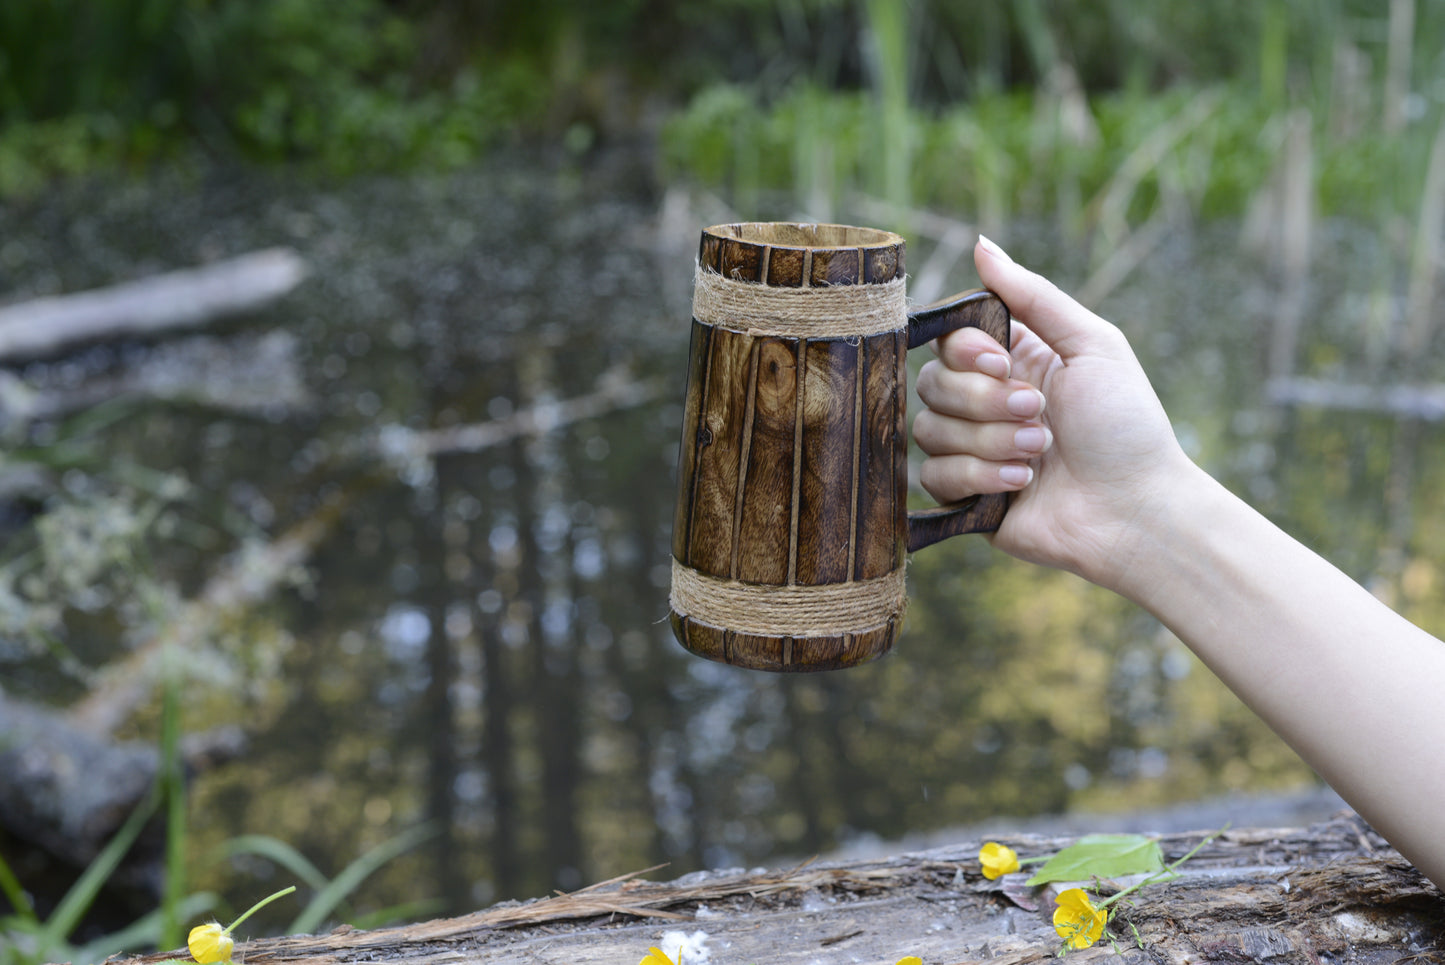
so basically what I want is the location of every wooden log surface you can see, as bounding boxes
[110,815,1443,965]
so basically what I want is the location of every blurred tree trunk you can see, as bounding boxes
[594,493,676,869]
[423,450,469,914]
[780,682,827,856]
[819,676,864,832]
[510,357,585,893]
[478,580,520,902]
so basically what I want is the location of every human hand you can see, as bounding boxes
[912,237,1200,586]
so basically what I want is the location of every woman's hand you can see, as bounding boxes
[913,237,1445,892]
[913,236,1200,587]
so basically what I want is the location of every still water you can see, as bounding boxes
[3,147,1438,932]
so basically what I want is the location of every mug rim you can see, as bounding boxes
[700,221,906,287]
[703,221,904,250]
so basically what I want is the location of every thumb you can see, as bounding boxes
[974,236,1122,361]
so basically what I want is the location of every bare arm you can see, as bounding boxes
[914,237,1445,890]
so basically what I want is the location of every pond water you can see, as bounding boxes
[3,145,1441,934]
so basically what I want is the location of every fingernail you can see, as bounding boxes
[978,234,1014,264]
[1006,388,1044,417]
[1014,426,1049,452]
[999,464,1033,487]
[976,352,1011,379]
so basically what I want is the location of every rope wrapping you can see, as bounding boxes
[691,265,906,338]
[670,558,906,637]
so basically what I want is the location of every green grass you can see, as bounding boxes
[0,675,434,965]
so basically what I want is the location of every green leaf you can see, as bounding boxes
[41,783,161,951]
[1024,834,1165,886]
[216,836,330,893]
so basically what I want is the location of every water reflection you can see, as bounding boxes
[4,151,1437,935]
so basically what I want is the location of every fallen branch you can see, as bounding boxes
[0,248,308,362]
[68,495,349,738]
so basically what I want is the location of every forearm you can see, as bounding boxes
[1106,466,1445,891]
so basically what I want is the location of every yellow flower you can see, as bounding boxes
[978,841,1020,880]
[896,957,924,965]
[639,948,677,965]
[1052,888,1107,950]
[187,923,234,964]
[187,885,296,964]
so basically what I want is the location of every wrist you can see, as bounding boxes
[1085,456,1226,604]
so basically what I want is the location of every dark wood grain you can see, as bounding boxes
[734,337,798,584]
[795,338,858,585]
[672,613,898,673]
[677,324,903,589]
[904,287,1012,550]
[906,287,1008,349]
[906,493,1009,552]
[671,320,713,562]
[682,327,753,579]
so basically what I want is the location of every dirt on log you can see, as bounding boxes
[103,814,1444,965]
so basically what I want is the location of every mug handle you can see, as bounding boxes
[905,288,1012,553]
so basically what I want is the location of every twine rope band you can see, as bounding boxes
[670,557,906,636]
[692,265,906,338]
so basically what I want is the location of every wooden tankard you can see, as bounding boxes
[669,222,1011,672]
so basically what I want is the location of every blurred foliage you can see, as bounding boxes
[661,0,1445,225]
[4,0,1445,202]
[0,0,543,191]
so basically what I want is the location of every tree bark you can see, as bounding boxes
[108,815,1443,965]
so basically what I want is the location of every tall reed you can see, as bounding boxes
[863,0,912,222]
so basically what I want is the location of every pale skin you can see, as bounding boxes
[913,236,1445,892]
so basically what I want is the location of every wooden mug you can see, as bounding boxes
[668,222,1011,672]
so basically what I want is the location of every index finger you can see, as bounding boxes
[934,325,1013,378]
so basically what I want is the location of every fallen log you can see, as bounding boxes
[107,815,1442,965]
[0,249,307,362]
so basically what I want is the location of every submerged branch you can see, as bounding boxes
[377,365,661,462]
[1266,377,1445,421]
